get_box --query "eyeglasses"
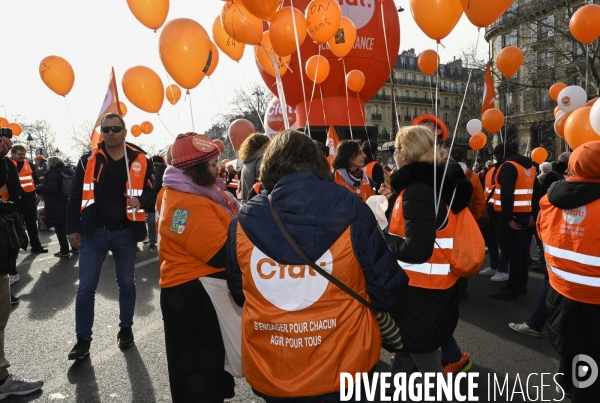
[100,126,124,134]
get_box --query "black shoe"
[489,286,518,300]
[54,252,71,258]
[30,247,48,253]
[10,295,19,305]
[70,248,79,253]
[68,338,90,360]
[117,326,134,349]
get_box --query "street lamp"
[26,132,33,161]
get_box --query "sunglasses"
[100,126,124,134]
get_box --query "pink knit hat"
[171,133,220,170]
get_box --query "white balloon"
[557,85,587,112]
[466,119,483,136]
[556,110,565,120]
[554,118,560,136]
[591,99,600,136]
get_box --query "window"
[444,113,449,123]
[412,74,416,82]
[405,90,409,97]
[444,97,449,107]
[440,67,446,77]
[454,98,459,107]
[403,73,407,81]
[400,57,406,69]
[451,82,456,92]
[424,92,428,100]
[405,107,409,116]
[530,51,537,72]
[413,91,418,98]
[450,67,455,77]
[496,36,502,51]
[414,108,418,117]
[529,22,538,43]
[394,89,398,98]
[409,58,415,70]
[541,15,554,38]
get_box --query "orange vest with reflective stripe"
[492,161,535,213]
[13,160,35,193]
[334,170,376,203]
[484,166,497,207]
[227,174,239,190]
[235,224,380,398]
[538,195,600,304]
[252,182,261,195]
[81,148,147,222]
[365,161,377,180]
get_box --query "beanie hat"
[171,133,220,170]
[539,162,552,174]
[568,141,600,180]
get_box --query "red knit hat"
[171,133,220,170]
[568,141,600,180]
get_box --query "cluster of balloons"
[0,118,22,136]
[130,121,154,138]
[550,83,599,150]
[465,109,506,151]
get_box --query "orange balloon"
[0,118,8,128]
[126,0,169,30]
[165,84,182,105]
[531,147,548,164]
[409,0,463,42]
[221,0,264,46]
[459,0,514,28]
[496,46,523,78]
[549,82,567,101]
[564,107,599,149]
[255,31,291,77]
[207,42,219,77]
[212,16,245,62]
[418,49,440,76]
[553,106,561,117]
[141,121,154,134]
[270,7,308,57]
[481,108,505,133]
[327,17,357,58]
[8,123,22,136]
[39,56,75,96]
[228,119,255,150]
[305,0,342,44]
[569,4,600,44]
[240,0,281,20]
[305,55,330,84]
[469,132,487,151]
[119,102,128,117]
[131,125,142,137]
[346,70,365,93]
[586,97,599,107]
[159,18,213,90]
[555,111,572,138]
[122,66,164,113]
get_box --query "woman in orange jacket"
[332,140,377,202]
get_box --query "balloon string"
[341,59,353,140]
[290,0,311,136]
[306,46,321,130]
[380,2,400,131]
[504,78,510,157]
[273,58,291,133]
[188,91,195,132]
[433,41,439,214]
[155,30,183,132]
[585,44,589,93]
[156,113,176,139]
[319,85,327,124]
[63,96,78,143]
[429,76,435,113]
[208,78,236,152]
[357,92,375,161]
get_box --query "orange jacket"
[466,168,486,220]
[538,195,600,304]
[13,160,35,193]
[484,166,497,207]
[158,188,232,288]
[234,224,381,398]
[334,170,376,202]
[492,161,534,213]
[365,161,377,179]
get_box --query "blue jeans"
[76,227,137,341]
[441,335,463,364]
[485,211,509,273]
[526,275,548,332]
[146,212,156,243]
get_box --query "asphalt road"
[5,231,569,402]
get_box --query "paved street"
[6,231,568,402]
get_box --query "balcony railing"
[371,94,391,101]
[395,96,441,105]
[485,0,563,33]
[372,114,382,120]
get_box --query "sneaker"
[0,374,43,399]
[490,272,509,282]
[443,352,473,375]
[8,275,19,285]
[478,267,497,276]
[489,286,518,300]
[10,295,19,305]
[508,322,541,337]
[30,247,48,254]
[117,326,134,349]
[54,252,70,258]
[68,338,90,360]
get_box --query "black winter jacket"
[3,157,20,203]
[385,161,473,353]
[0,158,19,276]
[36,163,73,227]
[66,142,155,242]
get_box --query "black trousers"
[502,217,530,293]
[160,279,235,403]
[18,199,41,249]
[54,224,70,254]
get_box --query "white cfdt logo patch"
[562,206,586,225]
[339,0,375,30]
[250,247,333,311]
[572,354,598,389]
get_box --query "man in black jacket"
[66,113,155,360]
[541,152,570,194]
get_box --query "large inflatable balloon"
[122,66,164,113]
[258,0,400,127]
[459,0,515,28]
[264,97,297,138]
[270,7,308,57]
[212,16,245,62]
[409,0,462,42]
[496,46,523,78]
[159,18,213,90]
[126,0,169,31]
[39,56,75,96]
[228,119,256,150]
[221,0,263,46]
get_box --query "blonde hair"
[395,126,448,166]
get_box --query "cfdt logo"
[250,247,333,311]
[338,0,375,29]
[572,354,598,389]
[562,206,586,225]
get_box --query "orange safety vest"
[484,167,497,207]
[235,224,380,398]
[13,160,36,193]
[334,170,376,203]
[364,161,377,180]
[492,161,535,213]
[81,148,147,222]
[227,174,239,190]
[538,195,600,304]
[388,190,484,289]
[252,182,261,195]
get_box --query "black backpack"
[60,171,73,197]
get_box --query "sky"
[0,0,488,158]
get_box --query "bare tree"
[228,81,272,131]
